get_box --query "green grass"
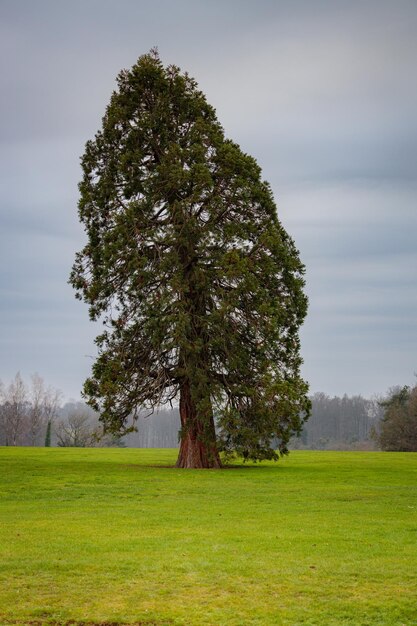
[0,448,416,625]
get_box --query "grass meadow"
[0,447,416,625]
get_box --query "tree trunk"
[176,381,221,469]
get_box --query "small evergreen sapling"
[44,420,51,447]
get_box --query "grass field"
[0,448,416,626]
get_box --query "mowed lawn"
[0,448,416,626]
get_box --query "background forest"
[2,372,415,451]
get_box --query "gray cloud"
[1,0,416,399]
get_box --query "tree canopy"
[70,50,310,468]
[374,385,417,452]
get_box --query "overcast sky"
[1,0,416,401]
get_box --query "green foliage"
[0,448,416,625]
[374,385,417,451]
[70,49,310,462]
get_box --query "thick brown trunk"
[176,381,221,469]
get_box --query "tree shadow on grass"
[128,462,284,471]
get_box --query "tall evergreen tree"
[70,50,310,468]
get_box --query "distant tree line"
[291,392,383,450]
[293,383,417,452]
[123,410,180,448]
[0,373,61,446]
[1,373,416,452]
[0,374,123,448]
[0,373,178,448]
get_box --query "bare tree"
[0,373,28,446]
[42,384,62,446]
[26,375,62,446]
[0,374,62,446]
[55,411,97,447]
[27,374,45,445]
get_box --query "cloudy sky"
[1,0,416,401]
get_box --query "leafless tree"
[27,374,45,445]
[0,373,62,446]
[0,373,28,446]
[55,411,98,447]
[42,384,62,445]
[25,375,62,445]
